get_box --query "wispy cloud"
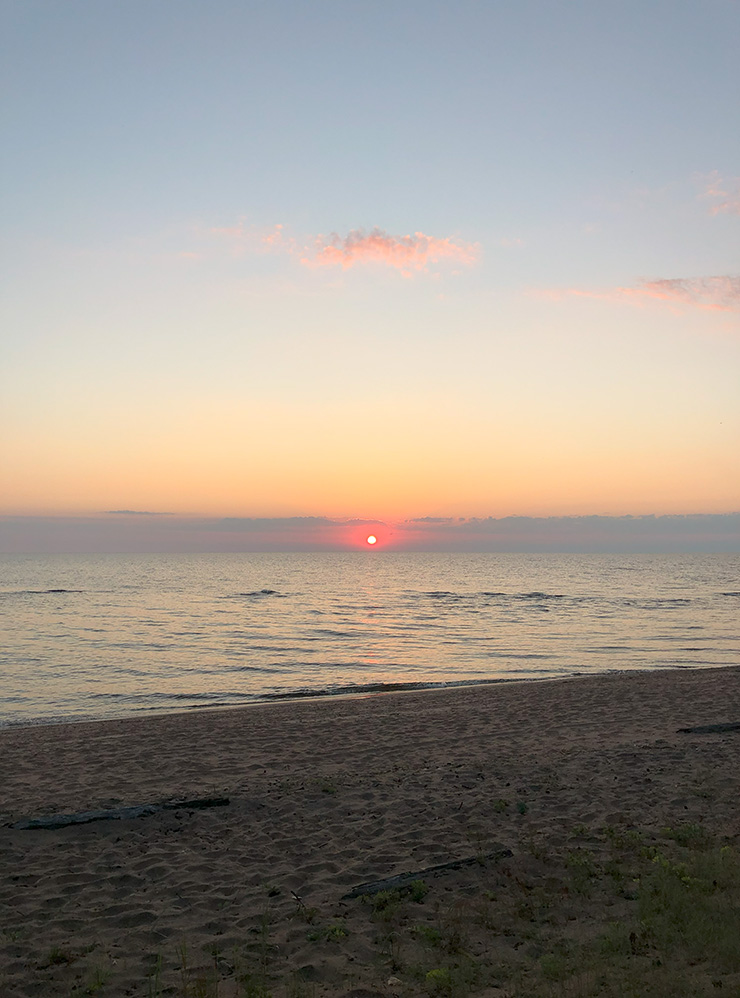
[541,275,740,313]
[197,221,479,277]
[208,220,297,256]
[622,275,740,311]
[104,509,173,516]
[302,228,480,276]
[702,171,740,216]
[261,223,290,248]
[209,222,246,240]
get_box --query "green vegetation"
[347,821,740,997]
[306,922,348,942]
[81,963,110,995]
[21,823,740,997]
[44,945,75,967]
[408,878,431,903]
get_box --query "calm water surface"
[1,552,738,727]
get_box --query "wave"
[0,588,83,598]
[258,675,557,701]
[79,674,564,710]
[222,589,287,599]
[415,590,566,601]
[410,590,697,608]
[92,690,258,703]
[310,628,358,638]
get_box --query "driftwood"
[11,796,230,830]
[342,847,512,900]
[678,722,740,735]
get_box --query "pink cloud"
[702,172,740,216]
[261,223,286,247]
[623,275,740,311]
[209,220,296,256]
[541,275,740,313]
[302,228,480,276]
[210,221,247,239]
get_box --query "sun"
[366,535,377,545]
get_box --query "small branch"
[342,847,512,899]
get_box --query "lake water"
[1,552,738,727]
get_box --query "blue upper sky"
[5,1,738,250]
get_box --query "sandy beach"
[2,666,740,997]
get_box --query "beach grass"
[125,820,740,997]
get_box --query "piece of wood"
[10,796,230,830]
[678,722,740,734]
[342,847,512,899]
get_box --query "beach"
[2,666,740,996]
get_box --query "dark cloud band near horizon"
[0,513,738,554]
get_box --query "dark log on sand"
[10,796,230,830]
[342,847,512,899]
[678,722,740,734]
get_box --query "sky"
[2,1,739,552]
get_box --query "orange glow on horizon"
[2,387,738,521]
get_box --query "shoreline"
[2,664,740,996]
[0,661,730,736]
[0,670,576,734]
